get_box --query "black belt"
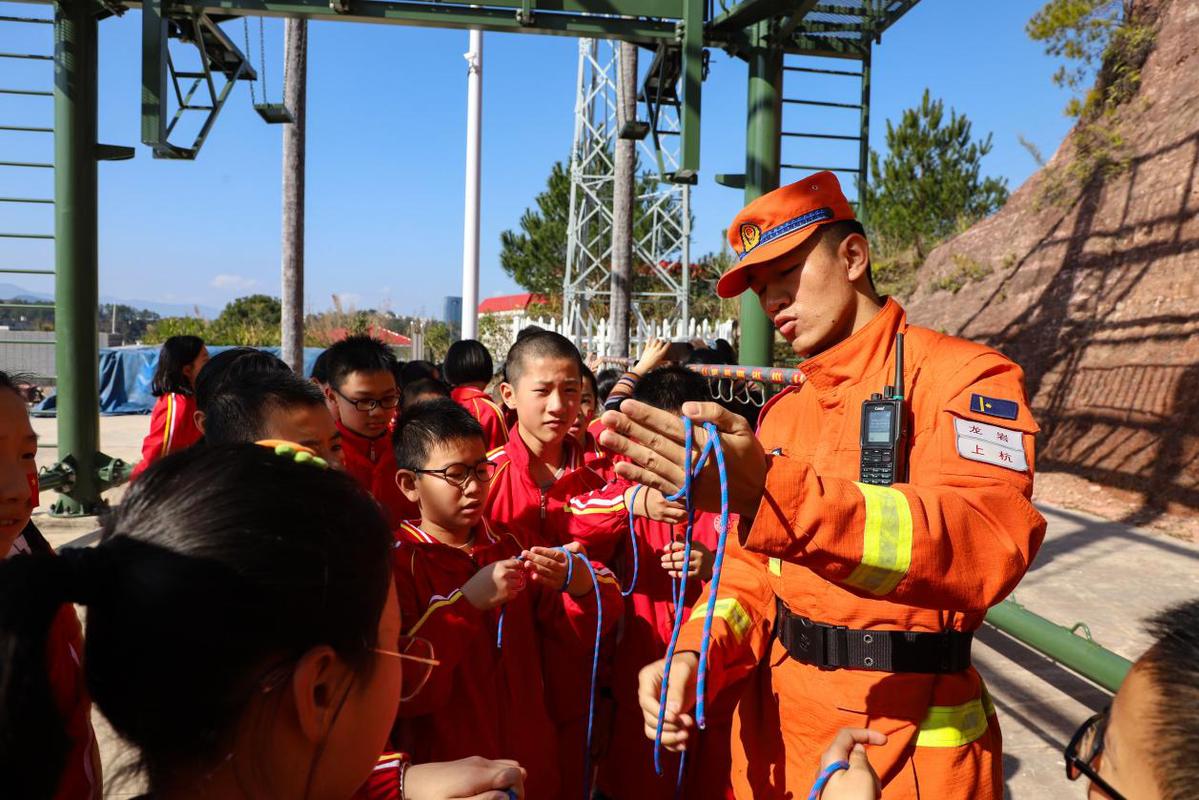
[775,598,972,674]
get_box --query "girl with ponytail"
[0,370,101,799]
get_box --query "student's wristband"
[398,760,410,800]
[806,760,849,800]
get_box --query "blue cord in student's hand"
[495,555,525,649]
[806,760,850,800]
[622,485,642,597]
[559,546,603,800]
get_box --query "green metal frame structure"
[2,0,920,513]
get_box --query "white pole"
[460,30,483,341]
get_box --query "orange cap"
[716,171,856,298]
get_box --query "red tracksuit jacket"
[131,392,201,480]
[565,482,737,799]
[451,385,510,452]
[392,520,620,800]
[581,417,615,482]
[337,420,418,527]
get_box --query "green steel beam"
[709,0,816,34]
[738,21,779,367]
[675,0,702,181]
[857,40,870,201]
[0,267,55,273]
[0,88,54,96]
[986,599,1133,694]
[876,0,920,35]
[140,0,167,152]
[53,0,104,516]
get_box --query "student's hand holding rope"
[636,653,699,751]
[463,559,527,611]
[600,400,769,519]
[809,728,886,800]
[660,540,714,581]
[404,755,527,799]
[625,485,688,524]
[521,543,593,597]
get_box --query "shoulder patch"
[954,418,1027,471]
[969,394,1019,420]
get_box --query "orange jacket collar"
[798,297,908,396]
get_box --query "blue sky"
[1,0,1073,317]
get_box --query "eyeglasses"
[334,388,400,412]
[375,634,440,701]
[411,460,499,489]
[1064,707,1127,800]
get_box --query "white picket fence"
[508,315,735,358]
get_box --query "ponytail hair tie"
[255,440,329,470]
[56,546,107,606]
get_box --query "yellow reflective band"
[690,597,752,642]
[915,692,997,748]
[768,557,782,576]
[845,482,913,596]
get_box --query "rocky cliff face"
[904,0,1199,526]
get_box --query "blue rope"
[652,417,731,778]
[806,759,850,800]
[622,485,642,596]
[567,549,603,800]
[495,555,524,650]
[695,420,730,730]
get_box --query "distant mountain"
[0,283,218,319]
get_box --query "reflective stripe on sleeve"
[844,482,913,596]
[689,597,752,642]
[915,691,997,748]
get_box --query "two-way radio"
[859,332,908,486]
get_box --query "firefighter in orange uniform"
[599,171,1047,800]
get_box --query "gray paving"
[28,416,1199,798]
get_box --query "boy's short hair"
[311,349,330,384]
[502,331,583,386]
[444,339,494,386]
[401,378,450,412]
[400,359,440,387]
[322,335,397,390]
[204,370,326,445]
[632,365,708,414]
[595,368,622,404]
[194,348,290,414]
[393,398,485,470]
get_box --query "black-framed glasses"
[411,460,498,488]
[334,388,400,412]
[1064,707,1127,800]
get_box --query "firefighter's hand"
[405,756,527,799]
[626,485,687,524]
[815,728,887,800]
[601,400,768,518]
[638,652,698,751]
[462,558,526,611]
[659,540,714,581]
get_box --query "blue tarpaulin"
[35,346,326,416]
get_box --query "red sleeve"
[393,548,487,715]
[472,398,510,451]
[47,605,100,800]
[562,480,633,564]
[351,752,408,800]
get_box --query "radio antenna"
[893,332,905,401]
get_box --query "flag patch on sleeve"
[954,418,1028,472]
[969,394,1019,420]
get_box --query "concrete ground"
[30,415,1199,798]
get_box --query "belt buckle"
[789,615,824,665]
[825,624,849,669]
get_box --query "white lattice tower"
[561,38,691,353]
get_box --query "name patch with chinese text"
[954,417,1028,472]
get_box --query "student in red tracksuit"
[485,330,628,799]
[131,335,208,480]
[573,365,614,480]
[446,339,510,451]
[391,400,620,799]
[0,371,101,799]
[320,334,417,526]
[566,366,736,800]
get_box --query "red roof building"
[477,293,549,315]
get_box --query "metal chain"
[242,18,257,105]
[258,17,268,101]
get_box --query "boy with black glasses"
[390,399,620,800]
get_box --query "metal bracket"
[45,452,133,517]
[330,0,350,14]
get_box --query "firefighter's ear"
[840,231,871,288]
[499,381,517,410]
[194,410,206,435]
[395,469,420,503]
